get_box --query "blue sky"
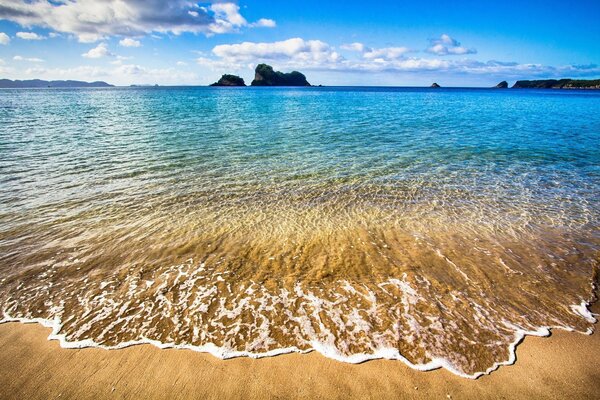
[0,0,599,86]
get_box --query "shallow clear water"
[0,87,599,377]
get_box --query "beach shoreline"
[2,87,599,381]
[0,302,598,400]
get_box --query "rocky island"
[210,74,246,87]
[251,64,311,86]
[0,79,113,88]
[430,83,441,88]
[495,81,508,88]
[512,79,600,89]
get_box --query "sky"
[0,0,599,86]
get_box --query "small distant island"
[251,64,311,86]
[0,79,113,88]
[430,83,441,88]
[495,81,508,88]
[209,64,311,87]
[210,74,246,87]
[512,79,600,89]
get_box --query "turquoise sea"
[0,87,598,377]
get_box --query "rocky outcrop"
[495,81,508,89]
[430,83,441,88]
[210,74,246,87]
[251,64,311,86]
[512,79,600,89]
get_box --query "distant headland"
[428,80,598,89]
[0,79,113,88]
[512,79,600,89]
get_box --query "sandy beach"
[0,302,598,400]
[1,1,600,399]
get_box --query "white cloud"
[212,38,342,68]
[0,1,275,42]
[176,61,188,66]
[363,47,411,60]
[341,42,412,60]
[110,55,132,65]
[13,55,45,63]
[16,31,45,40]
[249,18,277,28]
[210,3,247,26]
[426,34,476,55]
[0,32,9,45]
[196,56,251,72]
[341,42,366,52]
[119,38,141,47]
[206,3,273,35]
[82,43,113,58]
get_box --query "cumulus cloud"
[211,38,342,67]
[341,42,412,60]
[197,37,600,81]
[249,18,276,28]
[212,3,246,24]
[16,31,45,40]
[0,31,9,45]
[13,55,45,62]
[341,42,367,52]
[119,38,141,47]
[363,47,411,60]
[109,55,133,65]
[196,56,252,72]
[0,1,276,42]
[426,34,476,55]
[82,43,113,58]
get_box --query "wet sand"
[0,302,598,400]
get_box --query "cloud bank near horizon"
[197,37,600,81]
[1,35,598,86]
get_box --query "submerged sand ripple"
[1,190,597,377]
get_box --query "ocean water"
[0,86,598,378]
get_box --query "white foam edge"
[0,299,596,380]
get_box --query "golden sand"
[0,303,598,400]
